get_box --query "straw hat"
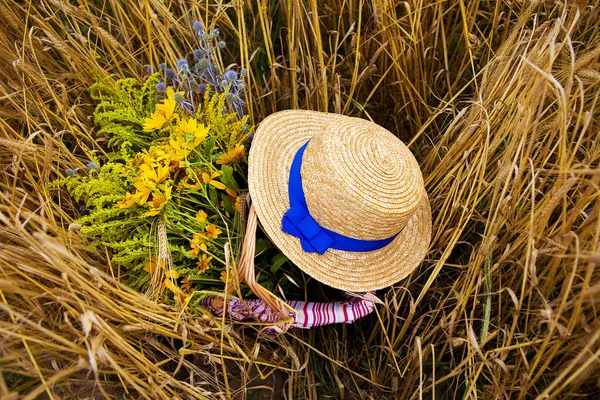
[248,110,431,292]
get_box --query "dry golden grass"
[1,0,599,398]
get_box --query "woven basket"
[208,196,382,334]
[211,198,292,319]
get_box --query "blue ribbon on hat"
[281,140,398,255]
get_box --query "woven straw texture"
[248,110,432,292]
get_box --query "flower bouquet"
[59,22,253,307]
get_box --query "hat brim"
[248,110,432,292]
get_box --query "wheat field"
[0,0,599,399]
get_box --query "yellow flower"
[133,181,153,204]
[142,87,180,132]
[156,87,178,120]
[164,278,184,295]
[195,209,208,223]
[182,177,202,191]
[234,196,242,211]
[177,118,197,135]
[167,139,189,166]
[164,268,180,279]
[187,245,205,257]
[196,254,212,274]
[143,256,163,274]
[205,224,222,239]
[140,163,170,184]
[143,256,178,277]
[143,112,167,132]
[174,290,188,305]
[177,118,209,147]
[201,170,226,190]
[224,188,243,212]
[188,233,208,257]
[131,163,171,211]
[216,144,245,165]
[143,256,184,301]
[191,232,207,245]
[115,192,137,209]
[220,270,235,285]
[139,146,169,166]
[181,277,191,293]
[168,128,206,167]
[145,185,172,216]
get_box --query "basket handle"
[212,202,291,319]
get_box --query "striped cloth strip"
[201,292,376,336]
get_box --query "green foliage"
[89,73,161,149]
[61,161,131,205]
[201,90,254,150]
[56,158,153,289]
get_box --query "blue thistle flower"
[225,92,237,105]
[197,58,210,72]
[223,70,237,82]
[176,58,189,70]
[193,49,203,60]
[192,20,204,32]
[208,28,221,39]
[86,161,99,170]
[144,23,249,121]
[173,93,186,103]
[65,168,75,177]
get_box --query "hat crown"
[300,117,424,240]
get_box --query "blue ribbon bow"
[282,202,335,254]
[281,140,398,255]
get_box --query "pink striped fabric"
[202,292,376,336]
